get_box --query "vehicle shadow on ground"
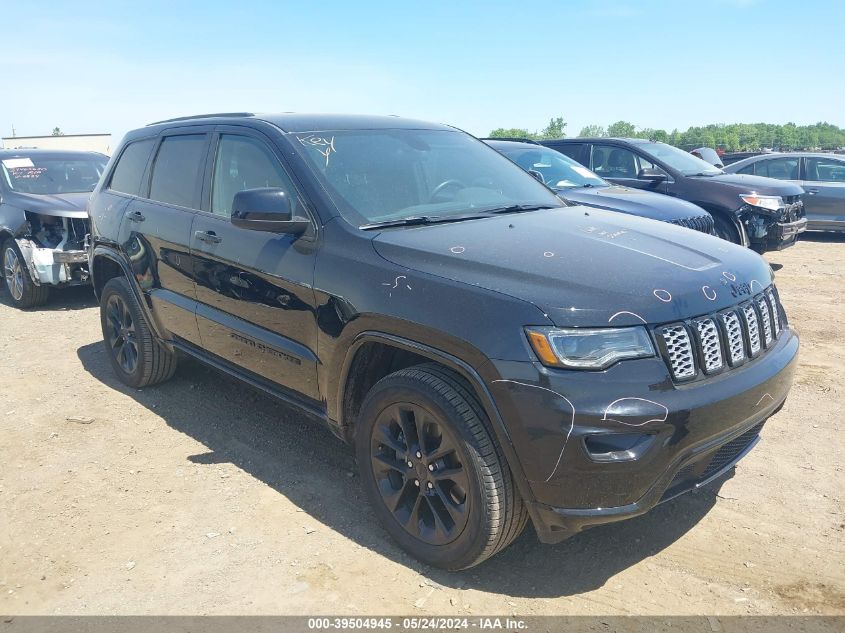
[77,341,724,598]
[0,284,96,311]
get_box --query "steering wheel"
[429,179,467,202]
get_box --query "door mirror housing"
[230,188,310,235]
[638,167,667,182]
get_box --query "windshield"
[292,129,563,226]
[1,155,107,194]
[499,147,607,188]
[637,142,723,176]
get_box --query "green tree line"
[488,118,845,151]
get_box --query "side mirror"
[638,167,667,182]
[230,188,310,235]
[527,169,545,183]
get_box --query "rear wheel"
[356,363,527,569]
[99,276,176,388]
[2,239,49,309]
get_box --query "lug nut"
[428,464,435,471]
[407,460,413,468]
[414,479,420,487]
[415,451,422,459]
[427,482,433,489]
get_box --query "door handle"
[194,230,222,244]
[125,210,145,222]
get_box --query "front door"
[191,129,320,401]
[590,144,669,193]
[802,155,845,229]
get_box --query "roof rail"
[479,137,541,144]
[146,112,254,126]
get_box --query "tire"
[713,214,741,244]
[355,363,528,570]
[2,239,50,309]
[99,276,176,388]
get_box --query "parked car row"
[2,113,800,571]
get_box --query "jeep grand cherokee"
[88,113,798,569]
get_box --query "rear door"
[190,127,320,401]
[117,128,211,345]
[802,155,845,229]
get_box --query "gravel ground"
[0,234,843,615]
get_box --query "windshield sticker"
[2,158,34,169]
[572,166,595,179]
[7,166,46,180]
[297,134,336,167]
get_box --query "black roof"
[142,113,455,134]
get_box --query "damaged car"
[0,149,106,307]
[543,137,807,253]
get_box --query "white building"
[1,133,113,156]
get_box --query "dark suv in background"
[484,139,715,235]
[544,138,807,253]
[88,113,797,569]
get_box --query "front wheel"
[355,363,527,569]
[2,239,50,308]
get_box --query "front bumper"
[17,240,90,286]
[488,327,798,543]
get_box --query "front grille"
[742,304,761,355]
[694,318,723,373]
[671,214,716,235]
[661,325,696,379]
[657,287,785,382]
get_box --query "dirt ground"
[0,234,843,616]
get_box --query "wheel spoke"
[425,444,456,463]
[425,494,455,539]
[392,406,419,450]
[372,451,410,475]
[375,423,407,454]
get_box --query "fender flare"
[338,331,541,525]
[697,204,749,248]
[90,245,170,344]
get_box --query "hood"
[698,173,804,196]
[558,185,709,222]
[372,207,774,327]
[3,191,90,218]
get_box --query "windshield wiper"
[359,214,496,230]
[481,204,556,215]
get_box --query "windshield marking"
[296,134,336,167]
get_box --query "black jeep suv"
[543,137,807,253]
[88,113,798,569]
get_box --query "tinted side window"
[553,143,584,162]
[148,135,207,208]
[753,157,799,180]
[211,135,295,216]
[737,163,755,175]
[806,157,845,182]
[592,144,638,178]
[108,139,155,195]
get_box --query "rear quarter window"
[108,139,155,196]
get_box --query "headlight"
[525,326,655,370]
[740,194,783,212]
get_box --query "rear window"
[148,135,207,208]
[550,143,584,162]
[109,139,155,196]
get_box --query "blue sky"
[1,0,842,142]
